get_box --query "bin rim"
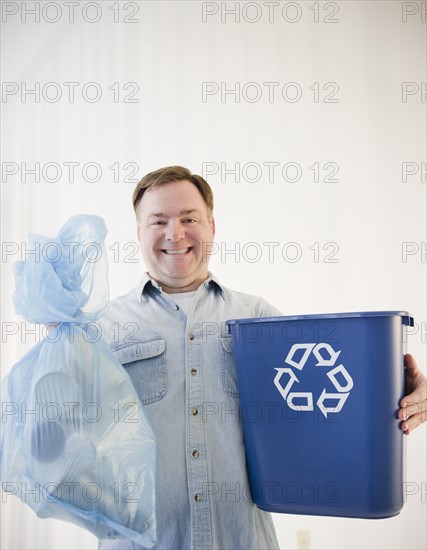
[226,310,414,327]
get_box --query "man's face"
[137,180,215,293]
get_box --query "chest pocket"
[220,336,239,398]
[114,338,167,405]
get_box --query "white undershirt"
[169,291,197,315]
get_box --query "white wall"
[1,1,425,549]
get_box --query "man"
[99,166,426,550]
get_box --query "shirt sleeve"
[258,298,283,318]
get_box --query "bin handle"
[402,315,414,327]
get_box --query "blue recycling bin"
[226,311,413,519]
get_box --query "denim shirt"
[97,273,281,550]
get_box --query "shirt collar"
[136,272,225,301]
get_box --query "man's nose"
[165,220,185,241]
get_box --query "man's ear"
[211,216,216,238]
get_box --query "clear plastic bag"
[1,214,156,548]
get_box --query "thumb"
[404,353,418,376]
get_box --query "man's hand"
[399,354,427,435]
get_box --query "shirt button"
[192,449,200,459]
[194,494,202,502]
[191,369,197,376]
[188,333,194,340]
[190,407,198,416]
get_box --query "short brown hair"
[133,166,214,218]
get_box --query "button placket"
[184,293,212,548]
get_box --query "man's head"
[133,166,215,293]
[133,166,214,220]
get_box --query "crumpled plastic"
[1,214,156,548]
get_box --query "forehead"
[138,180,208,216]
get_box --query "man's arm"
[399,354,427,434]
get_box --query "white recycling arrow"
[316,390,349,418]
[327,364,354,392]
[284,343,316,370]
[274,368,299,401]
[287,392,314,411]
[313,343,341,366]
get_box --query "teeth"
[163,248,190,255]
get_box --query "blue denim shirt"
[98,273,281,550]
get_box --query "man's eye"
[151,221,166,226]
[184,218,197,224]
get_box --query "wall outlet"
[297,530,310,550]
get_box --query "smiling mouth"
[162,247,192,255]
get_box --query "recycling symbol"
[273,343,354,417]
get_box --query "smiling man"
[99,166,426,550]
[136,177,215,293]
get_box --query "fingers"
[399,400,427,435]
[399,400,427,421]
[404,353,418,373]
[401,409,427,435]
[400,353,427,409]
[399,354,426,434]
[401,387,427,410]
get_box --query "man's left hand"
[399,354,427,435]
